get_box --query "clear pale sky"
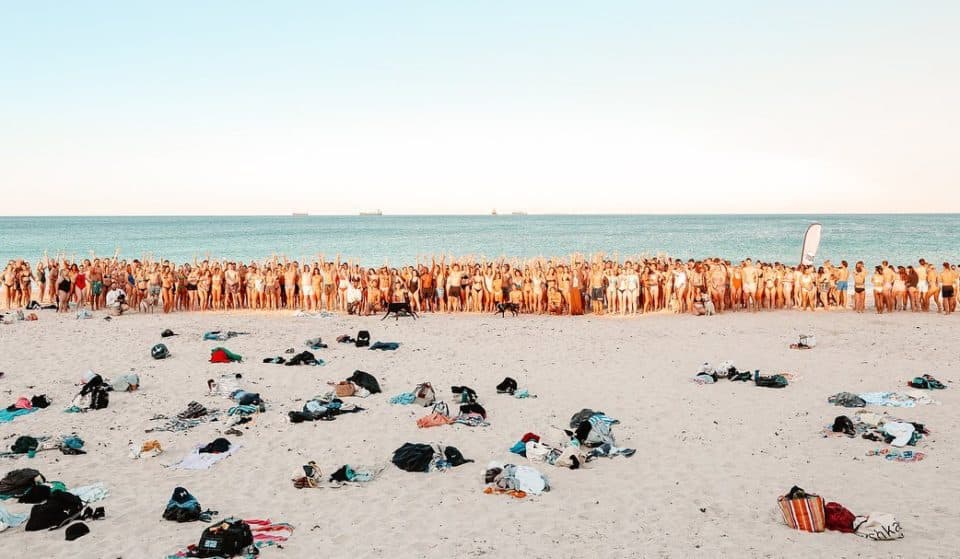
[1,1,957,215]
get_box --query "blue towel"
[509,441,527,456]
[389,393,416,405]
[0,408,35,423]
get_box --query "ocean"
[1,214,957,266]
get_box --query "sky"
[1,1,958,215]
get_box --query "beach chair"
[382,302,418,320]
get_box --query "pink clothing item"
[14,397,32,410]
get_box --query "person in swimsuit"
[870,266,884,314]
[199,269,211,311]
[893,267,907,311]
[433,261,446,313]
[643,265,658,314]
[708,260,726,313]
[616,265,630,316]
[532,268,544,314]
[337,263,349,312]
[588,263,605,315]
[671,261,687,313]
[836,261,849,309]
[798,266,816,311]
[35,260,47,305]
[73,265,87,310]
[780,265,793,310]
[446,264,462,313]
[852,262,866,313]
[160,266,175,313]
[880,261,896,313]
[56,263,72,312]
[295,264,311,311]
[470,268,484,312]
[419,264,434,313]
[940,262,956,315]
[741,259,758,312]
[923,262,941,313]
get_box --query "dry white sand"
[1,309,957,558]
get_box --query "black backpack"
[90,387,109,410]
[355,330,370,347]
[194,518,254,557]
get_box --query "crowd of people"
[2,252,958,316]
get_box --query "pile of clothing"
[827,411,928,461]
[483,462,549,498]
[1,309,39,323]
[390,382,436,406]
[262,350,323,366]
[288,396,363,423]
[416,386,489,428]
[203,330,246,341]
[778,485,903,540]
[0,395,50,423]
[291,461,385,489]
[509,431,586,469]
[1,434,85,458]
[391,443,472,473]
[0,469,108,539]
[167,438,241,470]
[567,408,636,460]
[162,486,217,523]
[906,374,947,390]
[209,347,243,363]
[321,370,382,400]
[147,401,221,433]
[495,377,535,399]
[66,374,112,412]
[693,361,787,388]
[336,331,369,346]
[164,517,293,559]
[828,391,937,408]
[66,371,140,413]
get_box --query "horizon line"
[3,211,960,218]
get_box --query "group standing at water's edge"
[2,252,958,317]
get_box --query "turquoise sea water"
[1,215,957,266]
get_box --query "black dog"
[494,303,520,317]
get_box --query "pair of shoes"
[80,506,106,521]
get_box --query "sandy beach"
[1,309,957,558]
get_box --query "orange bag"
[779,493,826,532]
[334,381,356,398]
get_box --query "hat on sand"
[161,329,177,338]
[151,344,169,360]
[65,522,90,541]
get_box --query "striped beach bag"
[778,487,826,532]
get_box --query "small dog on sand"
[494,302,520,317]
[140,295,157,314]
